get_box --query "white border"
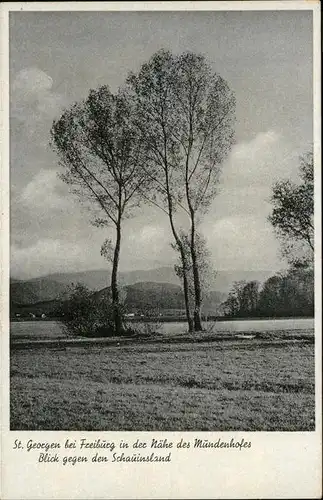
[1,1,320,12]
[1,2,321,499]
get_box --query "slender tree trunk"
[190,215,203,331]
[184,130,203,331]
[162,141,193,332]
[170,220,193,332]
[111,222,122,334]
[167,193,193,331]
[179,248,194,332]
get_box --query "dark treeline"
[221,265,314,318]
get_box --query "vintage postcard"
[0,1,321,498]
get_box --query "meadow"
[10,324,315,431]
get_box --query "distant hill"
[13,266,273,292]
[10,278,68,305]
[27,270,112,291]
[95,282,226,315]
[119,267,180,287]
[95,282,184,311]
[11,281,227,318]
[10,267,272,310]
[22,266,180,291]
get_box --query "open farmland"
[10,328,315,431]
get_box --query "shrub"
[58,283,115,337]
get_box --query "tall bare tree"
[125,50,235,330]
[125,50,194,331]
[50,86,150,334]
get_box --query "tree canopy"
[50,86,151,334]
[268,150,314,265]
[125,49,235,330]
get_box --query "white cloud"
[219,129,299,189]
[11,169,93,255]
[128,224,167,249]
[200,130,297,271]
[20,169,71,211]
[120,220,175,270]
[11,239,105,278]
[203,215,283,271]
[11,201,175,278]
[13,67,53,94]
[11,68,66,135]
[10,223,175,278]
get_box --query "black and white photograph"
[1,2,321,498]
[7,5,318,432]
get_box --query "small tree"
[221,292,239,317]
[221,280,260,317]
[59,283,115,337]
[173,231,216,327]
[51,86,150,335]
[239,281,260,317]
[268,150,314,266]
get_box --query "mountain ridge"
[10,266,274,307]
[11,266,273,294]
[10,278,68,305]
[11,281,227,317]
[94,282,227,314]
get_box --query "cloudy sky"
[9,9,313,279]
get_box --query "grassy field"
[10,332,315,431]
